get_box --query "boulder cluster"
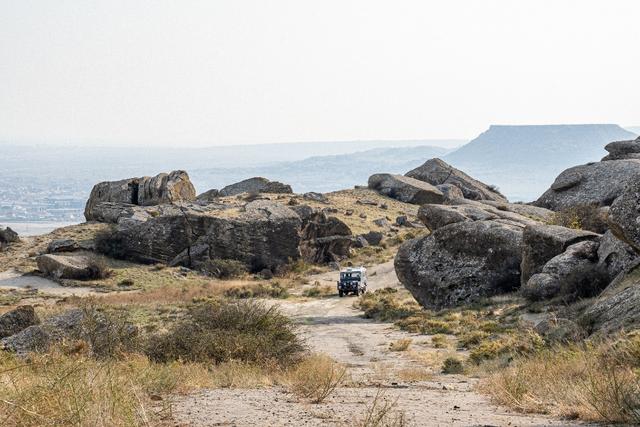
[390,138,640,334]
[83,172,355,274]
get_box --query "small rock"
[373,218,389,227]
[47,239,80,254]
[0,306,40,339]
[303,192,329,204]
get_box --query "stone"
[534,317,585,343]
[406,158,507,202]
[395,220,523,309]
[47,239,80,253]
[360,231,383,246]
[533,160,640,211]
[596,230,638,283]
[36,254,96,280]
[0,226,19,244]
[520,224,600,285]
[602,137,640,161]
[436,183,465,203]
[219,177,292,197]
[373,218,389,227]
[368,173,444,205]
[85,170,196,221]
[303,192,329,204]
[522,241,605,301]
[0,306,40,339]
[196,189,220,202]
[299,212,354,263]
[609,179,640,252]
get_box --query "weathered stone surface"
[196,189,220,202]
[368,174,444,205]
[436,183,465,203]
[478,201,554,223]
[533,160,640,211]
[406,158,507,202]
[609,179,640,252]
[37,254,97,280]
[47,239,80,253]
[522,241,605,301]
[299,212,354,263]
[218,177,292,197]
[85,171,196,220]
[303,192,329,204]
[602,137,640,161]
[395,220,523,309]
[520,224,600,285]
[597,230,638,282]
[0,306,40,339]
[0,227,19,246]
[360,231,383,246]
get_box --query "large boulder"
[436,184,464,203]
[85,171,196,221]
[602,137,640,161]
[196,189,220,202]
[406,158,507,202]
[520,224,600,285]
[0,306,40,339]
[299,212,354,263]
[608,179,640,252]
[395,220,523,309]
[36,254,96,280]
[533,160,640,211]
[218,177,293,197]
[522,240,605,301]
[106,200,303,273]
[0,226,19,244]
[368,174,444,205]
[597,230,638,282]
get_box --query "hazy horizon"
[2,1,639,147]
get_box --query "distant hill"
[624,126,640,136]
[191,145,450,194]
[443,124,637,202]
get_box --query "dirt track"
[173,262,582,426]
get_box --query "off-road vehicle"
[337,267,367,297]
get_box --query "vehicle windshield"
[340,272,361,281]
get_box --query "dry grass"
[441,357,465,374]
[481,336,640,424]
[430,334,450,349]
[302,281,335,298]
[353,387,410,427]
[396,367,432,382]
[389,338,412,352]
[547,203,608,234]
[287,353,347,403]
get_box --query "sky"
[1,0,639,147]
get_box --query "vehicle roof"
[340,267,366,273]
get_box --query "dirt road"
[173,262,581,426]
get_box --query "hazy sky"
[1,0,639,146]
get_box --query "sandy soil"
[173,262,583,426]
[0,269,99,297]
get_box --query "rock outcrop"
[0,306,40,339]
[37,254,98,280]
[85,171,196,221]
[435,184,464,203]
[406,158,507,202]
[609,179,640,252]
[0,226,19,251]
[196,189,220,202]
[596,230,638,282]
[299,212,354,263]
[534,160,640,211]
[521,240,605,301]
[368,174,444,205]
[218,177,293,197]
[395,220,523,309]
[602,137,640,161]
[520,224,600,285]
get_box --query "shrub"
[287,354,346,403]
[549,203,608,234]
[145,300,305,366]
[431,334,450,349]
[224,281,289,299]
[77,303,139,359]
[202,258,247,279]
[302,282,334,298]
[358,288,419,321]
[85,254,113,280]
[389,338,412,352]
[442,357,464,374]
[355,387,409,427]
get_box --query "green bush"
[203,259,248,279]
[442,357,464,374]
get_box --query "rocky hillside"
[444,124,637,201]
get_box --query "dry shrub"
[202,258,248,279]
[549,203,608,234]
[389,338,412,352]
[430,334,450,349]
[354,387,409,427]
[145,300,304,366]
[481,336,640,424]
[441,356,464,374]
[302,282,334,298]
[77,302,139,359]
[358,288,419,321]
[223,281,289,299]
[288,354,346,403]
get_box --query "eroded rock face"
[522,241,605,301]
[580,272,640,334]
[520,224,600,286]
[47,239,80,253]
[218,177,293,197]
[196,189,220,202]
[609,180,640,252]
[533,160,640,211]
[602,137,640,161]
[597,230,638,282]
[405,158,507,202]
[368,173,444,205]
[299,212,354,263]
[85,171,196,221]
[0,306,40,339]
[395,220,523,309]
[36,254,95,280]
[535,317,585,344]
[436,183,464,203]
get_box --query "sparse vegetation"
[223,281,289,299]
[354,388,409,427]
[442,356,464,374]
[548,203,608,233]
[389,338,412,352]
[202,258,248,279]
[302,281,334,298]
[357,288,420,321]
[287,354,346,403]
